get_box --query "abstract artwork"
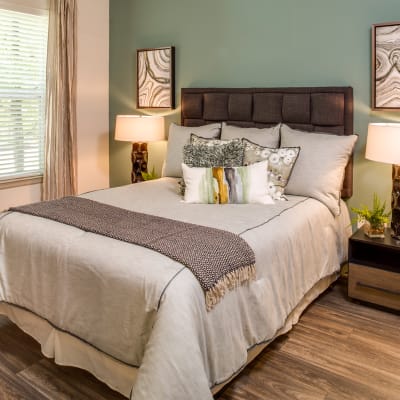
[372,22,400,110]
[137,47,175,109]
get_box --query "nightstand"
[348,228,400,311]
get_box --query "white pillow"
[182,160,274,205]
[221,122,280,147]
[280,124,357,215]
[163,123,221,177]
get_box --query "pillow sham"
[242,139,300,201]
[280,124,358,215]
[221,122,280,147]
[162,123,221,178]
[182,161,274,205]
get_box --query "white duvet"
[0,178,351,399]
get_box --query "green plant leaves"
[351,193,391,228]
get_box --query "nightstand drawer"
[348,263,400,310]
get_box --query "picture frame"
[372,22,400,110]
[137,46,175,109]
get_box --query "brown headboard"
[181,87,354,198]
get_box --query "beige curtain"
[42,0,77,200]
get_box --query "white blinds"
[0,6,48,180]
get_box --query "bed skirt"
[0,272,339,398]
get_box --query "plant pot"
[363,221,385,238]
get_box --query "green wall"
[109,0,400,212]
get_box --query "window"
[0,2,48,185]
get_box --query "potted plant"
[351,193,391,238]
[141,167,158,181]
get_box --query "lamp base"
[391,164,400,240]
[131,142,148,183]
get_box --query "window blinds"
[0,6,48,180]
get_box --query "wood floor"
[0,280,399,400]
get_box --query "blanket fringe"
[205,264,256,311]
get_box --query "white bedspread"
[0,178,351,399]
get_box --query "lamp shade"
[115,115,164,142]
[366,123,400,165]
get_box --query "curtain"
[42,0,77,200]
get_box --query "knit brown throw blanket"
[10,196,256,310]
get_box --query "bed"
[0,87,355,399]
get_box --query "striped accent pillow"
[181,161,274,205]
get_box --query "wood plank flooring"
[217,280,400,400]
[0,280,399,400]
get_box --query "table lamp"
[365,123,400,239]
[115,115,164,183]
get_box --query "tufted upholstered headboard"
[181,87,354,198]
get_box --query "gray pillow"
[221,122,280,147]
[280,124,358,215]
[242,139,300,201]
[162,123,221,177]
[183,136,244,168]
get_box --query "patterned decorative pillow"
[183,135,244,168]
[242,139,300,201]
[181,161,274,205]
[178,179,186,196]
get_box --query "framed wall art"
[137,46,175,109]
[372,22,400,110]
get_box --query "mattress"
[0,177,351,399]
